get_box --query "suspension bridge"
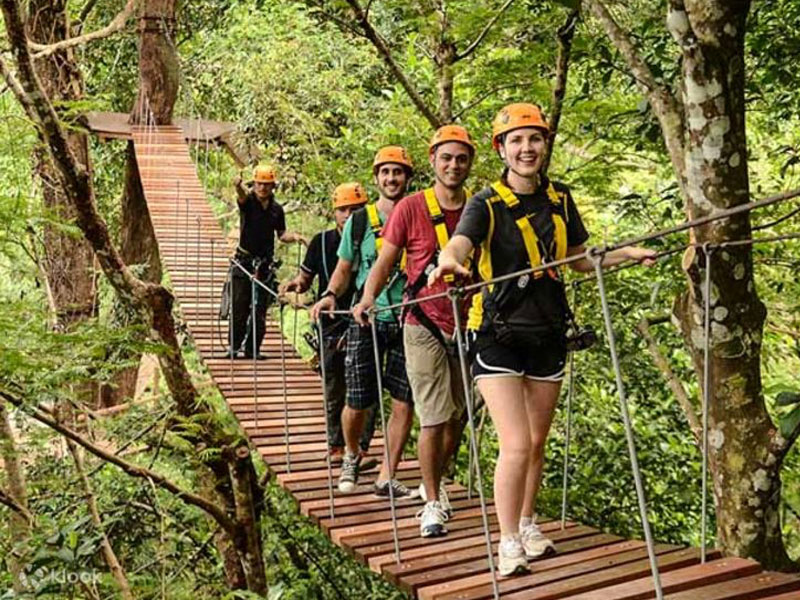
[115,117,800,599]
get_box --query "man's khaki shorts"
[403,324,466,427]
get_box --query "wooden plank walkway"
[131,125,800,599]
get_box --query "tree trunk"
[435,42,456,124]
[542,10,579,175]
[26,2,97,332]
[105,0,179,406]
[65,435,135,599]
[2,0,268,588]
[229,446,268,595]
[0,404,30,593]
[668,1,794,570]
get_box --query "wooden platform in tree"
[131,124,800,599]
[89,111,257,166]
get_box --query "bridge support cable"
[561,283,579,530]
[195,215,202,328]
[369,317,402,564]
[279,303,291,473]
[701,243,714,564]
[211,238,219,358]
[228,266,234,392]
[466,382,474,500]
[316,319,337,521]
[251,277,259,430]
[451,292,500,600]
[184,196,190,278]
[590,247,664,600]
[292,243,302,362]
[126,121,800,595]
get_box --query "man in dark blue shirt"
[281,182,375,462]
[228,165,305,359]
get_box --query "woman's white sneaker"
[497,535,529,577]
[416,500,449,538]
[520,522,556,559]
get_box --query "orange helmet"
[492,103,549,150]
[252,165,276,183]
[429,124,475,154]
[333,182,368,209]
[373,146,413,173]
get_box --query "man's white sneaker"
[418,482,453,516]
[520,522,556,559]
[337,452,360,493]
[497,535,529,577]
[416,500,449,538]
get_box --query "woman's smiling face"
[499,127,547,179]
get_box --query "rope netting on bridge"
[128,87,800,600]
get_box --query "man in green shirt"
[310,146,417,499]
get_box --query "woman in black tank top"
[429,102,657,576]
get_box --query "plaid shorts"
[344,320,413,409]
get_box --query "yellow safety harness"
[401,187,473,346]
[489,179,567,278]
[466,181,569,331]
[366,203,406,271]
[422,187,473,282]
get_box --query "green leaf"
[776,391,800,406]
[554,0,580,9]
[779,405,800,438]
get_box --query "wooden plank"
[566,557,762,600]
[132,128,795,600]
[485,548,701,600]
[423,545,675,599]
[383,523,596,587]
[662,572,800,599]
[349,515,502,564]
[417,539,648,600]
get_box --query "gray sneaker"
[338,452,360,493]
[373,479,420,499]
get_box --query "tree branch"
[0,488,33,525]
[1,0,143,301]
[1,390,237,534]
[64,429,134,600]
[452,80,535,120]
[344,0,442,128]
[78,0,101,26]
[28,0,137,59]
[0,54,39,124]
[455,0,515,61]
[637,316,702,443]
[542,9,579,175]
[584,0,687,183]
[307,3,364,39]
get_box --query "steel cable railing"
[207,175,800,600]
[136,91,800,594]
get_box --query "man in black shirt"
[228,165,306,359]
[281,182,375,461]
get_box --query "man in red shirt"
[353,125,475,537]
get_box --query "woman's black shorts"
[468,330,567,382]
